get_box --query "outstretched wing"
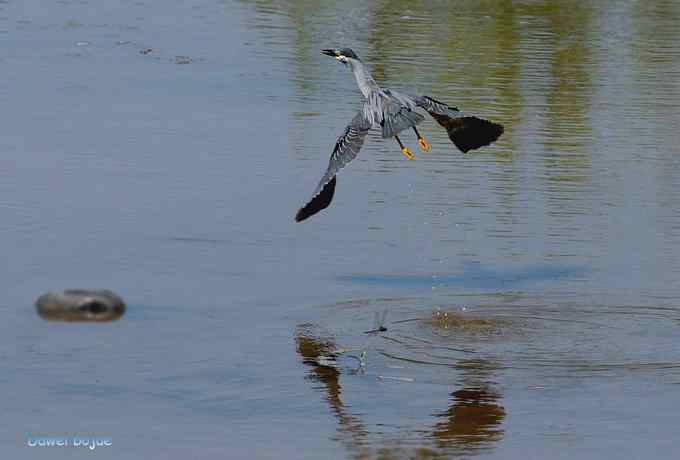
[295,111,372,222]
[413,95,503,153]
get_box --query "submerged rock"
[35,290,125,322]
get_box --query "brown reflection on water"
[534,2,593,171]
[295,325,505,459]
[295,324,371,456]
[430,359,505,452]
[251,0,610,232]
[244,0,680,456]
[630,1,680,105]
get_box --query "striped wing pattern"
[295,111,371,222]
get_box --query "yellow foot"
[418,137,430,152]
[402,146,415,160]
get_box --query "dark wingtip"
[449,117,504,153]
[295,176,337,223]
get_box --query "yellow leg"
[395,135,415,160]
[414,127,430,151]
[401,146,414,160]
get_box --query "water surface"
[1,0,680,458]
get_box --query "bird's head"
[321,48,360,65]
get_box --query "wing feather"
[295,111,371,222]
[380,90,424,138]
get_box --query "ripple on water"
[294,292,680,455]
[307,293,680,382]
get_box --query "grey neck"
[349,59,379,98]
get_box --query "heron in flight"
[295,48,503,222]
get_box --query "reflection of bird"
[431,386,505,449]
[295,47,504,222]
[296,325,506,458]
[295,325,370,454]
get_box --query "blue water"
[2,0,680,459]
